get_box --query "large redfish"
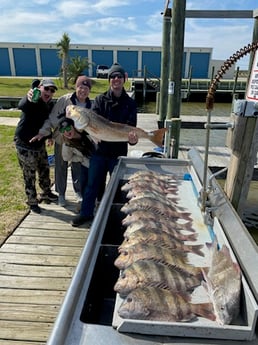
[66,105,167,147]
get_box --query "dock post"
[224,115,258,217]
[224,10,258,217]
[159,4,172,123]
[167,0,186,158]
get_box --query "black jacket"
[14,96,55,150]
[92,88,137,157]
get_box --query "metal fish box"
[47,149,258,345]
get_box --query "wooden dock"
[0,180,91,344]
[0,113,236,344]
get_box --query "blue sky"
[1,0,257,69]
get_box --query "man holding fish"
[70,63,139,227]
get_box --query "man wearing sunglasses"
[30,75,92,208]
[71,63,138,227]
[14,79,58,214]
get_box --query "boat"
[47,149,258,345]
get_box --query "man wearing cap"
[30,75,92,207]
[71,63,138,227]
[14,79,58,214]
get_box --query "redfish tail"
[149,128,167,147]
[191,302,216,321]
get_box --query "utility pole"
[166,0,186,158]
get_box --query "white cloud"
[0,0,256,69]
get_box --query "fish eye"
[127,297,132,303]
[121,273,126,279]
[123,251,129,256]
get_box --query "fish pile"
[113,169,242,326]
[114,170,216,323]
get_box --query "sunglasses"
[110,73,123,79]
[44,86,56,93]
[59,125,72,133]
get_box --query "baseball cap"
[58,117,74,130]
[40,79,58,90]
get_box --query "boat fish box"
[106,157,258,341]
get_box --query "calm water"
[139,101,258,244]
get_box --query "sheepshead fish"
[114,260,201,297]
[126,191,185,212]
[122,209,195,232]
[128,170,177,182]
[202,236,242,325]
[121,197,192,221]
[118,286,215,322]
[123,219,197,242]
[120,228,204,256]
[114,242,203,278]
[66,105,167,147]
[121,180,178,197]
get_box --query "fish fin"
[190,244,205,257]
[185,233,198,242]
[201,267,210,281]
[191,302,216,321]
[90,135,100,144]
[148,128,167,147]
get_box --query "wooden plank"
[0,253,80,266]
[0,275,70,290]
[0,263,74,277]
[0,341,44,345]
[6,235,87,246]
[0,289,65,304]
[0,304,59,322]
[18,222,75,230]
[0,243,83,256]
[13,227,88,239]
[0,321,52,342]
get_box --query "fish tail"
[149,128,167,147]
[190,244,205,257]
[191,302,216,321]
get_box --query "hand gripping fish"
[66,105,167,148]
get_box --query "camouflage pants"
[16,145,52,206]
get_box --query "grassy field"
[0,125,29,243]
[0,77,130,244]
[0,77,131,99]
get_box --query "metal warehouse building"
[0,42,228,79]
